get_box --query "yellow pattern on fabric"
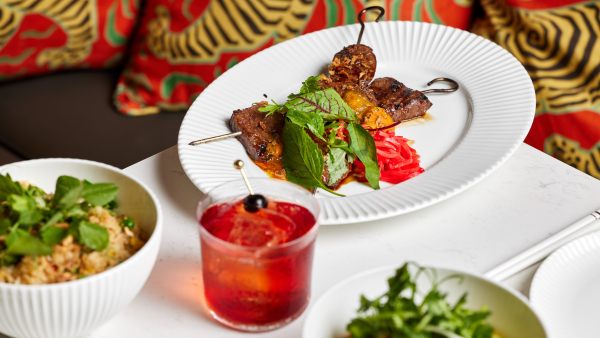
[145,0,318,64]
[472,0,600,115]
[545,134,600,178]
[0,0,98,68]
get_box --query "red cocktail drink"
[197,179,319,332]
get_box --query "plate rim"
[529,230,600,333]
[177,21,535,225]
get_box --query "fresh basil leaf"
[286,109,325,140]
[41,226,67,246]
[347,123,380,189]
[325,148,351,187]
[329,138,353,154]
[282,121,339,195]
[0,174,23,200]
[7,194,43,225]
[285,88,358,122]
[82,182,118,206]
[6,229,52,256]
[257,101,284,116]
[79,221,109,251]
[298,75,321,94]
[53,176,83,209]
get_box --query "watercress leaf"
[82,182,118,206]
[285,88,358,122]
[7,194,43,225]
[281,121,341,195]
[79,221,109,251]
[43,212,63,228]
[325,148,351,187]
[0,174,23,201]
[6,229,52,256]
[347,123,380,189]
[66,205,86,218]
[286,109,325,140]
[53,176,83,209]
[41,226,67,246]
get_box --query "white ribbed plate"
[530,231,600,338]
[178,21,535,225]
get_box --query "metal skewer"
[421,77,459,94]
[357,6,385,45]
[188,131,241,146]
[233,159,254,195]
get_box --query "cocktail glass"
[197,178,320,332]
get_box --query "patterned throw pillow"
[473,0,600,179]
[0,0,139,80]
[114,0,473,116]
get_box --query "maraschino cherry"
[233,160,268,212]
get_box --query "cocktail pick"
[234,159,267,212]
[189,131,241,146]
[233,159,254,195]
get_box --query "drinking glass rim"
[197,178,320,252]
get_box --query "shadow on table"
[156,148,206,223]
[142,256,210,320]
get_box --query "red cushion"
[114,0,473,116]
[0,0,139,79]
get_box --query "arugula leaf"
[324,148,351,187]
[281,121,340,195]
[53,176,83,209]
[41,226,67,246]
[285,88,358,122]
[286,108,325,140]
[6,229,52,256]
[7,194,43,225]
[79,221,109,251]
[347,123,380,189]
[82,182,118,206]
[0,174,23,200]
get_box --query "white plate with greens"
[303,264,547,338]
[177,21,535,225]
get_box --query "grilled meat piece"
[229,102,284,162]
[321,44,377,96]
[369,77,432,122]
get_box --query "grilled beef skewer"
[369,77,432,122]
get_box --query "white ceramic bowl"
[0,159,163,338]
[303,265,548,338]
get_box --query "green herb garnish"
[347,263,494,338]
[0,174,118,265]
[259,76,380,193]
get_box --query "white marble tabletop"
[89,144,600,338]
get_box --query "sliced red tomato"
[354,130,424,184]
